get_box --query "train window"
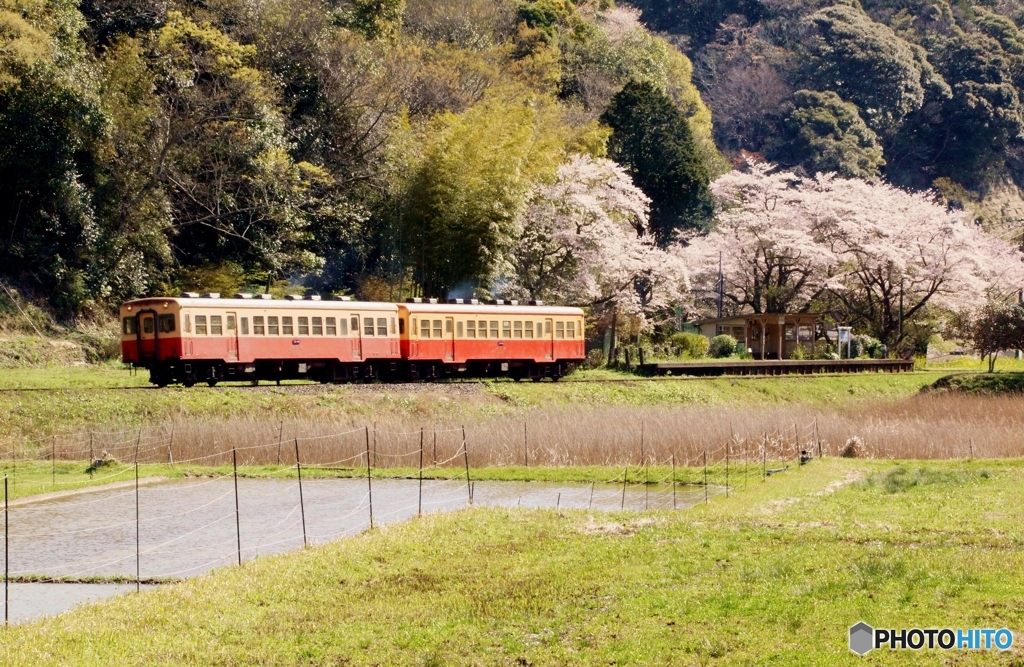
[445,319,452,334]
[420,319,430,338]
[467,321,475,338]
[226,315,235,331]
[457,321,463,337]
[377,318,387,336]
[544,320,551,335]
[185,314,191,333]
[555,321,564,339]
[298,316,309,335]
[350,316,358,335]
[195,315,207,335]
[364,317,374,336]
[391,317,397,334]
[312,317,322,335]
[123,317,137,335]
[501,321,511,339]
[339,317,348,335]
[282,316,293,335]
[159,314,175,333]
[411,317,416,335]
[142,316,154,334]
[253,316,265,335]
[211,315,223,335]
[525,321,533,339]
[513,321,522,338]
[268,316,279,335]
[326,317,336,335]
[490,321,498,338]
[432,320,442,338]
[567,321,575,339]
[241,317,249,335]
[398,318,405,335]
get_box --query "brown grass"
[10,393,1024,467]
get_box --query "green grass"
[924,372,1024,395]
[3,457,1022,665]
[924,355,1024,372]
[0,460,732,502]
[0,366,947,438]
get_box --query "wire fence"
[0,425,813,625]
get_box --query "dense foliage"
[0,0,717,314]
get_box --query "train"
[120,293,586,386]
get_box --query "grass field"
[3,457,1022,665]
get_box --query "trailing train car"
[398,299,586,380]
[120,294,401,386]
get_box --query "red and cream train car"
[120,294,400,386]
[398,300,585,380]
[121,294,586,385]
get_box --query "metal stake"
[232,448,242,565]
[462,426,471,503]
[295,439,307,547]
[365,427,373,528]
[4,475,8,626]
[703,450,708,504]
[621,467,628,510]
[418,428,424,516]
[276,421,283,466]
[671,454,677,510]
[135,462,140,592]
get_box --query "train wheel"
[207,379,218,387]
[183,379,196,388]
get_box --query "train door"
[544,318,554,360]
[444,317,454,361]
[351,314,362,360]
[138,310,157,360]
[226,312,239,360]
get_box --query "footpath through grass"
[3,457,1022,665]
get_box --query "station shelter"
[694,313,820,360]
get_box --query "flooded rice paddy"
[5,477,712,623]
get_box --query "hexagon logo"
[849,622,874,656]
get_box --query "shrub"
[708,334,737,358]
[668,332,708,358]
[852,334,885,359]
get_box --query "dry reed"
[8,393,1024,467]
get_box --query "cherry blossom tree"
[507,154,687,325]
[682,161,1024,348]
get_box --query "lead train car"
[120,295,400,386]
[399,301,585,380]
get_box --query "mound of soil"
[923,373,1024,395]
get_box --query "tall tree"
[600,79,713,244]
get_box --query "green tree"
[767,90,884,179]
[400,96,568,296]
[600,79,713,243]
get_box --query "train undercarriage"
[142,358,572,387]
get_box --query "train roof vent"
[234,293,253,299]
[447,298,465,304]
[427,298,439,304]
[470,298,480,305]
[309,295,321,301]
[405,298,422,303]
[334,295,352,301]
[509,300,519,306]
[180,292,199,298]
[285,294,303,301]
[256,293,273,300]
[202,293,220,299]
[529,300,544,306]
[489,299,506,306]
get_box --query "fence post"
[725,442,730,498]
[373,422,378,466]
[524,422,528,468]
[295,439,307,547]
[4,475,8,627]
[644,464,649,510]
[51,436,55,487]
[89,429,94,465]
[814,418,821,459]
[432,429,437,465]
[168,424,174,467]
[589,481,594,510]
[703,450,709,504]
[762,433,767,481]
[418,428,424,516]
[276,421,283,467]
[364,427,373,529]
[135,462,140,593]
[671,454,677,510]
[621,467,628,510]
[232,448,242,566]
[969,437,973,459]
[462,426,471,503]
[640,419,645,466]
